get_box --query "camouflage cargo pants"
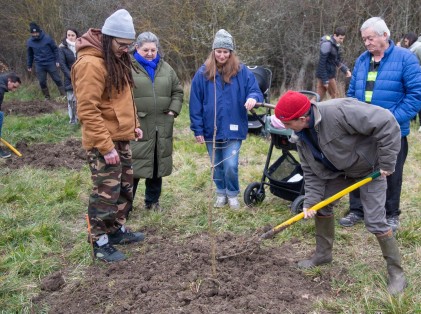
[86,141,134,240]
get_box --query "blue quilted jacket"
[347,41,421,137]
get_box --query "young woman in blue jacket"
[189,29,263,209]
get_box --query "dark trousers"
[349,137,408,218]
[35,62,63,90]
[133,141,162,205]
[411,110,421,124]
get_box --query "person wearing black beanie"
[26,22,65,99]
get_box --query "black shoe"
[339,212,363,227]
[0,147,11,159]
[108,228,145,245]
[386,216,400,232]
[94,243,126,262]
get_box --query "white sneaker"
[214,195,228,208]
[228,197,240,209]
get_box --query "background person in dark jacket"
[27,22,65,99]
[59,28,79,124]
[275,91,406,295]
[130,31,184,212]
[189,29,263,209]
[0,73,21,158]
[341,17,421,231]
[316,27,351,100]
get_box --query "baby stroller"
[243,91,319,213]
[246,66,272,136]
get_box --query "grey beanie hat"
[102,9,135,40]
[212,29,234,51]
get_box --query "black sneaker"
[339,212,363,227]
[108,228,145,245]
[386,216,400,232]
[0,147,11,159]
[94,243,126,262]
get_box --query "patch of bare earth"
[4,138,85,170]
[32,232,333,314]
[2,99,65,116]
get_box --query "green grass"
[0,88,420,313]
[3,79,64,102]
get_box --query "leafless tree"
[1,0,420,94]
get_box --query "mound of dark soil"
[5,138,85,170]
[33,232,332,313]
[2,100,65,116]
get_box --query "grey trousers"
[318,175,389,234]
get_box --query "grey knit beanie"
[212,29,234,51]
[102,9,135,40]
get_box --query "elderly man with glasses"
[342,17,421,234]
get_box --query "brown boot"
[376,230,407,294]
[298,215,334,268]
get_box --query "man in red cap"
[275,91,406,295]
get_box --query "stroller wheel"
[244,182,265,206]
[290,195,305,214]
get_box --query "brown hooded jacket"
[71,28,139,155]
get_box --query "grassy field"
[0,85,420,313]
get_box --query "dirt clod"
[40,271,65,292]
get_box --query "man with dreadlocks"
[72,9,144,262]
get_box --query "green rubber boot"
[298,215,334,268]
[376,230,407,294]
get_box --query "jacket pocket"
[137,111,148,118]
[137,111,149,140]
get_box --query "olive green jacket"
[131,57,183,178]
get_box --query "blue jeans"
[0,111,3,138]
[35,63,63,90]
[206,140,242,197]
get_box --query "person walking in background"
[71,9,144,262]
[59,28,79,124]
[316,27,352,100]
[27,22,65,100]
[275,91,406,295]
[340,17,421,231]
[0,73,21,158]
[402,31,421,131]
[189,29,263,209]
[403,32,421,63]
[130,32,183,213]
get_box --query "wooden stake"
[85,214,95,263]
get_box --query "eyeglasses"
[114,39,133,50]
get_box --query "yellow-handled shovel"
[260,170,381,239]
[0,137,22,157]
